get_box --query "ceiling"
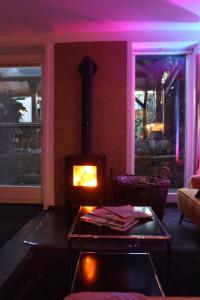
[1,0,200,39]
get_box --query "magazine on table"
[80,213,139,231]
[81,213,138,227]
[104,205,153,220]
[89,206,152,221]
[80,205,152,232]
[89,207,125,222]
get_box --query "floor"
[0,207,67,287]
[0,204,200,289]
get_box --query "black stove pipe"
[79,56,97,155]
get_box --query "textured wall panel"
[54,41,127,205]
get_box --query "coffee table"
[68,206,171,290]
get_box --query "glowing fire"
[73,165,97,187]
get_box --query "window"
[134,54,186,189]
[0,66,42,185]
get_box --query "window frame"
[0,48,46,206]
[129,45,197,202]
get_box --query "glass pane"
[73,165,97,187]
[0,66,42,185]
[135,55,186,189]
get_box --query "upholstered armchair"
[178,174,200,227]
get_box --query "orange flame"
[73,165,97,187]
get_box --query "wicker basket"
[111,168,171,221]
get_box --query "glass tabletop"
[68,206,171,241]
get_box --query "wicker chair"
[111,167,171,222]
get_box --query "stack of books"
[80,205,153,232]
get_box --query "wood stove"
[66,154,106,206]
[65,57,106,222]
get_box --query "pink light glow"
[0,0,200,37]
[168,0,200,15]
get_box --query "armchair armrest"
[189,174,200,189]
